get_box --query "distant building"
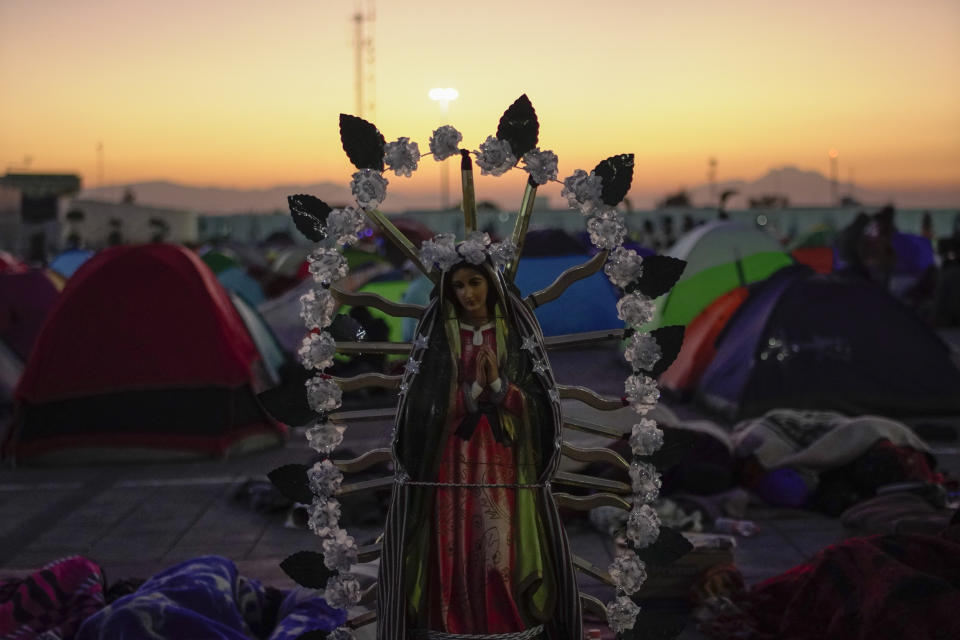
[0,172,81,262]
[0,184,20,253]
[63,199,198,249]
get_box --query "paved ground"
[2,344,957,639]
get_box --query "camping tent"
[697,268,960,420]
[4,243,286,463]
[401,252,622,337]
[0,251,27,273]
[790,247,834,274]
[259,261,393,353]
[659,285,750,397]
[0,269,61,362]
[650,221,793,329]
[515,255,621,335]
[200,249,267,306]
[50,249,94,278]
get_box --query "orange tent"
[660,286,749,397]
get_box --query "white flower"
[322,527,359,571]
[405,358,421,375]
[328,628,356,640]
[325,206,366,246]
[521,148,559,185]
[350,168,388,210]
[298,331,337,371]
[307,248,349,285]
[629,460,662,503]
[626,503,661,548]
[474,136,517,176]
[413,334,429,350]
[420,233,460,271]
[457,231,490,265]
[548,388,560,403]
[324,573,362,610]
[625,374,660,414]
[587,210,627,250]
[533,360,547,374]
[429,125,462,161]
[383,137,421,177]
[308,459,343,498]
[606,595,641,634]
[305,376,343,413]
[299,288,337,330]
[608,551,648,595]
[624,332,661,372]
[561,169,604,215]
[617,293,656,327]
[307,496,341,537]
[521,335,537,352]
[605,246,644,288]
[305,420,346,454]
[630,418,663,457]
[488,239,517,269]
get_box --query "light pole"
[828,148,839,206]
[429,88,458,209]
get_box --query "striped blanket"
[0,556,105,640]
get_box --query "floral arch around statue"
[260,95,691,640]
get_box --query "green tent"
[789,224,838,249]
[338,275,412,361]
[649,221,793,329]
[201,250,240,274]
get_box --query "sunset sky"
[1,0,958,208]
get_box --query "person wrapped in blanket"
[377,259,582,640]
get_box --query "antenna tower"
[353,1,376,119]
[707,157,717,202]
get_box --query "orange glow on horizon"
[1,0,958,206]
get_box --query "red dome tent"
[4,244,286,463]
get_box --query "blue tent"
[49,249,94,278]
[217,266,266,306]
[515,255,621,335]
[401,255,622,338]
[698,266,960,420]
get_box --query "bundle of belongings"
[0,555,344,640]
[731,409,951,517]
[694,509,960,640]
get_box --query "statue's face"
[450,266,489,320]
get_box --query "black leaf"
[496,94,539,159]
[339,113,386,171]
[630,525,693,566]
[257,364,314,425]
[649,325,685,377]
[639,427,699,471]
[294,632,329,640]
[280,550,333,589]
[268,464,313,504]
[626,256,687,298]
[288,194,331,243]
[617,609,688,640]
[593,154,634,206]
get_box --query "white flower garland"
[297,120,663,636]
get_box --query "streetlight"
[828,149,839,205]
[429,88,459,209]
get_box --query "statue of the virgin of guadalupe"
[265,95,687,640]
[378,257,582,640]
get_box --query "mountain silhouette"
[79,168,957,214]
[78,180,434,214]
